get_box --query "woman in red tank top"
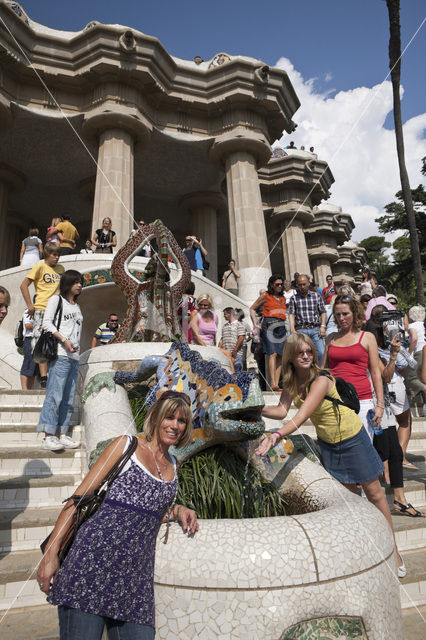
[323,295,384,439]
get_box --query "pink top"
[195,311,217,345]
[328,331,373,399]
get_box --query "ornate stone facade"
[0,1,364,298]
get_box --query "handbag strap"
[102,435,139,489]
[53,296,63,331]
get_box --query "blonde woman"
[256,333,405,577]
[37,391,198,639]
[190,293,218,346]
[92,217,117,254]
[46,217,62,244]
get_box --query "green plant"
[177,446,287,519]
[129,391,148,433]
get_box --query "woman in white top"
[20,227,43,267]
[404,306,426,417]
[37,270,83,451]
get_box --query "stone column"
[179,192,227,284]
[281,219,311,280]
[210,129,272,303]
[312,257,332,287]
[0,164,25,270]
[83,106,151,251]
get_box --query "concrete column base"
[238,266,271,305]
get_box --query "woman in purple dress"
[37,391,198,639]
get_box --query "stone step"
[407,432,426,453]
[0,474,81,509]
[391,506,426,552]
[0,507,61,553]
[0,447,84,477]
[0,390,46,405]
[402,604,426,640]
[0,424,82,446]
[0,603,59,639]
[0,550,46,611]
[399,547,426,608]
[0,406,79,426]
[386,480,426,509]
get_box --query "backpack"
[14,319,24,348]
[326,377,360,414]
[313,370,360,414]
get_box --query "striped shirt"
[94,322,120,345]
[288,291,325,326]
[221,320,245,353]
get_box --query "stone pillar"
[281,219,311,280]
[83,106,151,251]
[180,192,227,284]
[0,164,25,270]
[311,257,332,287]
[210,129,272,303]
[91,128,135,249]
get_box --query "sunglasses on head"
[161,390,191,406]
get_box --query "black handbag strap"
[70,436,138,506]
[53,296,63,331]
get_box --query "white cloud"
[274,57,426,241]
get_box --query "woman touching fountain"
[256,333,406,578]
[37,391,198,639]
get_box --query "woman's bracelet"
[269,431,282,441]
[376,402,385,409]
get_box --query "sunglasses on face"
[273,282,283,287]
[161,390,191,406]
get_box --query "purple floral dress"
[48,440,177,628]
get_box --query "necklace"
[147,442,168,478]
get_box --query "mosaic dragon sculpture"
[110,219,191,342]
[83,341,268,462]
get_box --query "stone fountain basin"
[78,343,402,639]
[154,455,402,640]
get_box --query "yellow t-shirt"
[55,221,79,249]
[294,379,362,444]
[26,261,65,310]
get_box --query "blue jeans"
[297,327,325,364]
[58,606,155,640]
[37,356,79,436]
[234,353,244,372]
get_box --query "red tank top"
[327,331,372,399]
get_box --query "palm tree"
[385,0,424,303]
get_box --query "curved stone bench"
[154,454,402,640]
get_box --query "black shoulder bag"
[40,436,138,564]
[33,296,63,364]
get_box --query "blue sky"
[8,1,426,240]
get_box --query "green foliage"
[176,445,287,519]
[129,390,148,433]
[358,235,391,282]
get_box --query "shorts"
[20,337,39,377]
[388,375,409,416]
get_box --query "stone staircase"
[0,389,424,639]
[0,389,84,639]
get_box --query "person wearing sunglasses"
[250,274,287,391]
[257,333,406,577]
[91,314,121,348]
[37,390,198,639]
[190,293,217,346]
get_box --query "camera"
[381,310,405,347]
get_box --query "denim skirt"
[262,317,287,356]
[318,426,384,485]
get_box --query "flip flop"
[393,500,425,518]
[402,461,418,471]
